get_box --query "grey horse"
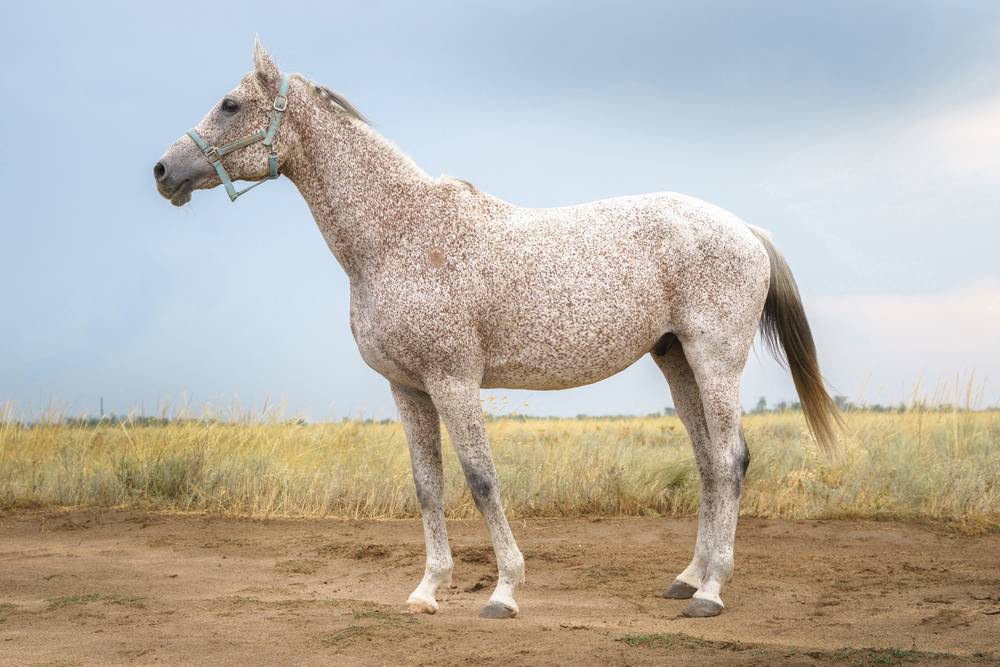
[154,41,841,619]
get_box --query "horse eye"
[220,98,240,113]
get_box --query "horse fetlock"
[676,559,706,588]
[487,554,522,619]
[426,559,454,586]
[500,551,524,586]
[407,562,452,614]
[709,552,735,583]
[499,551,525,586]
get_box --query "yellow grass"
[0,409,997,532]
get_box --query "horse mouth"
[160,179,193,207]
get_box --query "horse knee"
[708,437,750,490]
[414,474,446,511]
[462,466,495,511]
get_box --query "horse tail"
[749,226,843,456]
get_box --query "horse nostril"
[153,162,166,181]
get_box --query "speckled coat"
[154,42,841,620]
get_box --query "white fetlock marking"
[488,574,520,614]
[483,550,523,613]
[676,571,702,589]
[408,567,450,612]
[676,559,706,589]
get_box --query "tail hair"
[749,227,843,456]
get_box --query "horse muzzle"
[153,153,213,206]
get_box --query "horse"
[154,40,841,619]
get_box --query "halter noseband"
[187,73,292,202]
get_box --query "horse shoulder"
[349,263,485,388]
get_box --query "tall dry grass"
[0,408,997,531]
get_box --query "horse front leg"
[390,382,454,614]
[427,377,525,619]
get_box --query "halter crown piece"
[187,73,292,202]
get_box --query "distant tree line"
[32,415,312,428]
[749,395,986,414]
[3,399,995,428]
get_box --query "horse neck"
[283,105,434,279]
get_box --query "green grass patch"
[618,633,747,651]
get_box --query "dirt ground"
[1,511,998,666]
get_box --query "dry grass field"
[1,408,997,531]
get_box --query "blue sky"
[2,1,999,419]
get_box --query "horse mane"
[243,72,370,126]
[262,72,480,189]
[441,175,479,193]
[296,75,370,126]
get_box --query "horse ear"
[253,37,281,92]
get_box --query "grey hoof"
[479,602,518,619]
[682,598,723,618]
[663,580,698,599]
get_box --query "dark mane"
[304,77,370,125]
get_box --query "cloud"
[902,95,1000,186]
[809,281,1000,407]
[770,91,1000,196]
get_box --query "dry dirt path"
[1,510,998,666]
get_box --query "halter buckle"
[273,95,288,112]
[204,146,220,163]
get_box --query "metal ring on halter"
[186,73,291,202]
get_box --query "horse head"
[153,39,300,205]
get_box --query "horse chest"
[348,280,475,386]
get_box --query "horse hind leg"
[670,327,756,618]
[651,336,712,600]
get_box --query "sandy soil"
[1,510,998,666]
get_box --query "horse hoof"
[682,598,723,618]
[479,602,518,619]
[663,580,698,599]
[406,598,438,615]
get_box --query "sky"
[2,1,999,420]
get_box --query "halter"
[187,73,292,202]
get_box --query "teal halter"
[187,73,292,202]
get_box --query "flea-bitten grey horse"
[154,42,842,619]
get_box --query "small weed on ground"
[46,593,146,610]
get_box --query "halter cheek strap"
[187,73,291,202]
